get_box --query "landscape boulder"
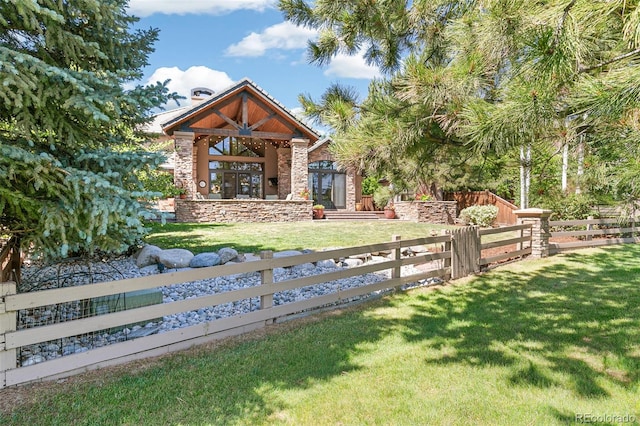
[158,248,194,269]
[189,252,221,268]
[136,245,162,268]
[218,247,239,264]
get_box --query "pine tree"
[0,0,178,258]
[280,0,640,205]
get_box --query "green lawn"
[2,245,639,425]
[143,221,452,254]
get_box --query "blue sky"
[128,0,381,121]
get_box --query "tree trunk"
[575,135,584,194]
[520,144,531,209]
[562,143,568,193]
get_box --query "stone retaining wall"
[175,199,313,223]
[394,201,457,224]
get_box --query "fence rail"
[2,220,596,390]
[479,224,532,266]
[550,217,640,254]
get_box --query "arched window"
[308,161,346,209]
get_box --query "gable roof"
[161,78,320,143]
[309,136,332,152]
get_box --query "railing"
[479,224,533,268]
[550,217,640,254]
[0,224,539,389]
[1,233,457,389]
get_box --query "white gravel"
[17,254,441,366]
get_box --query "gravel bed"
[17,254,440,366]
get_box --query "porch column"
[277,147,291,199]
[290,138,309,200]
[346,167,356,211]
[174,131,196,197]
[514,208,553,258]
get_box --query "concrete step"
[321,211,384,221]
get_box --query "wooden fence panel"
[445,190,518,225]
[550,217,639,254]
[4,219,640,389]
[0,233,456,388]
[450,227,480,279]
[478,224,532,268]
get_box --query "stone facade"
[290,138,309,200]
[394,201,458,224]
[175,199,313,223]
[173,131,196,197]
[276,147,292,199]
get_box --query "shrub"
[459,205,499,227]
[536,192,596,220]
[373,186,393,209]
[362,176,380,196]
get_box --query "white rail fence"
[1,226,532,389]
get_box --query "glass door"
[309,172,346,209]
[223,173,236,199]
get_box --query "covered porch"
[161,79,360,222]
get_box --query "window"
[308,161,346,209]
[206,137,265,199]
[208,137,263,157]
[209,161,263,199]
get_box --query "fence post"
[514,208,553,258]
[441,229,452,280]
[391,235,401,281]
[586,216,593,241]
[260,251,274,325]
[1,281,17,389]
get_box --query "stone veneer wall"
[276,147,291,199]
[173,131,196,197]
[394,201,457,224]
[175,200,313,223]
[290,139,309,200]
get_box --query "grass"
[143,221,451,254]
[2,244,639,425]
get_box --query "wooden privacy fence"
[445,190,518,225]
[550,217,640,254]
[0,226,532,389]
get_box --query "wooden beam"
[249,114,276,130]
[190,127,296,141]
[245,93,298,132]
[209,155,265,163]
[214,111,241,130]
[242,93,249,129]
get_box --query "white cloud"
[324,53,382,80]
[128,0,276,17]
[146,66,235,105]
[225,22,318,57]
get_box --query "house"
[156,78,362,222]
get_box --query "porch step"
[321,210,385,221]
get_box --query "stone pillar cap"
[514,208,553,218]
